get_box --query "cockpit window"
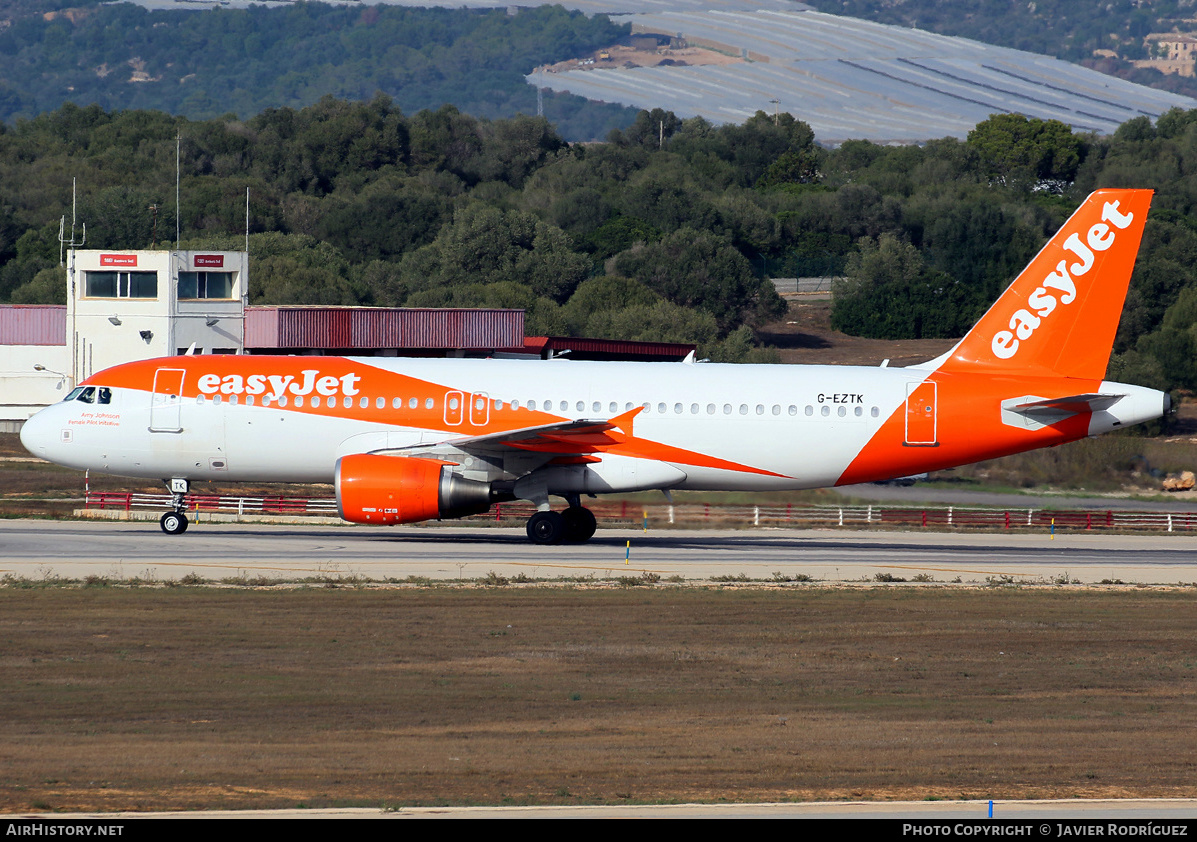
[63,386,111,404]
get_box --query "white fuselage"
[22,357,912,490]
[19,355,1168,496]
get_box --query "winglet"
[609,406,644,437]
[936,189,1152,381]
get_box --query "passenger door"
[149,368,185,433]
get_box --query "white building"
[1,249,248,431]
[1,248,680,433]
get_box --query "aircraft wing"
[449,406,641,453]
[366,404,785,479]
[371,407,643,462]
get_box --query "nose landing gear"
[160,478,190,535]
[160,510,188,535]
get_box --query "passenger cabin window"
[178,272,235,299]
[85,271,158,299]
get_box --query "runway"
[4,519,1197,584]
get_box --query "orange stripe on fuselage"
[83,356,784,478]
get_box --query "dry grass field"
[3,586,1197,812]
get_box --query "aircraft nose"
[20,407,56,459]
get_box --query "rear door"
[904,381,938,446]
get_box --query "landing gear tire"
[160,511,188,535]
[562,506,597,543]
[526,510,566,545]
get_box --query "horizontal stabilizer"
[1011,393,1125,414]
[1001,393,1125,430]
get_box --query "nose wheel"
[160,477,190,536]
[160,511,189,535]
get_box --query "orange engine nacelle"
[335,454,491,525]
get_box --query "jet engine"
[335,454,491,525]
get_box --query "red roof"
[515,336,696,361]
[245,307,524,350]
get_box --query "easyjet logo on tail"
[991,200,1136,360]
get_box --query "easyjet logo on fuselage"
[990,200,1135,360]
[197,370,363,400]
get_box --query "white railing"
[84,493,1197,532]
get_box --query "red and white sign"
[100,254,137,267]
[194,254,224,268]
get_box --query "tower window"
[85,271,158,299]
[179,272,235,299]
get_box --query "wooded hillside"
[0,1,636,141]
[2,97,1196,390]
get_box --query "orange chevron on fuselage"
[836,372,1098,486]
[76,354,787,480]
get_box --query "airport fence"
[82,492,1197,532]
[84,491,339,517]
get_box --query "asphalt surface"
[4,519,1196,585]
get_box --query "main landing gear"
[525,506,597,545]
[160,478,190,535]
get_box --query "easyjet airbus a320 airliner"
[20,189,1170,543]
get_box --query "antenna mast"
[58,178,85,388]
[175,132,181,249]
[58,177,85,265]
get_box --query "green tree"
[9,265,65,304]
[966,114,1085,188]
[470,115,566,188]
[315,175,450,262]
[832,234,973,339]
[398,204,589,303]
[609,108,681,149]
[582,216,661,261]
[612,228,782,331]
[79,186,177,249]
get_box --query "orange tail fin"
[933,189,1153,380]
